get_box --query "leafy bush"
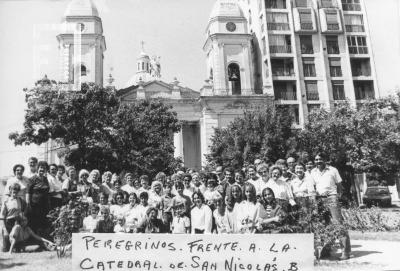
[342,206,400,232]
[47,200,89,258]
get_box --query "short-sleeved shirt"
[48,174,63,198]
[3,176,29,202]
[290,176,316,198]
[1,197,26,220]
[172,215,190,233]
[310,166,342,196]
[82,216,99,232]
[213,209,231,234]
[263,179,296,206]
[247,177,263,196]
[62,178,78,192]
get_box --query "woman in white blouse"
[290,163,316,210]
[123,193,141,232]
[191,192,212,234]
[235,183,260,233]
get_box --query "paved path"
[319,239,400,271]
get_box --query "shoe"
[339,254,350,261]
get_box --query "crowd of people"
[0,153,350,259]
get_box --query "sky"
[0,0,215,176]
[0,0,399,177]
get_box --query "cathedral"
[56,0,272,170]
[55,0,379,170]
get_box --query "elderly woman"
[3,164,30,204]
[94,206,114,233]
[290,162,316,211]
[148,181,163,210]
[102,171,114,191]
[77,169,97,203]
[62,166,79,199]
[265,165,296,213]
[121,173,140,196]
[155,172,167,187]
[1,183,27,252]
[28,161,50,235]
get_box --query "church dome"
[209,0,245,19]
[64,0,99,17]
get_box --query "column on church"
[199,112,219,166]
[241,43,252,95]
[173,127,184,160]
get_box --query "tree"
[9,79,181,177]
[207,105,296,169]
[297,97,400,185]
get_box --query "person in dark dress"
[94,206,114,233]
[28,161,50,236]
[136,207,166,233]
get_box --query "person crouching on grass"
[8,214,54,254]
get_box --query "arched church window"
[228,63,241,95]
[142,62,145,71]
[147,63,149,71]
[209,68,213,80]
[81,64,87,76]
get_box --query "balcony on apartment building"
[332,81,346,100]
[300,35,314,54]
[347,36,368,55]
[266,12,290,31]
[269,35,292,54]
[342,0,362,11]
[271,59,295,79]
[354,81,375,100]
[326,36,340,54]
[318,0,338,8]
[265,0,287,9]
[344,14,365,32]
[293,8,317,33]
[351,58,371,79]
[305,81,320,101]
[319,5,343,33]
[273,81,297,101]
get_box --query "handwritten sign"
[72,233,314,271]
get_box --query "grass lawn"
[0,251,71,271]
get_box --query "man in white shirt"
[48,163,63,208]
[247,165,263,195]
[310,153,350,260]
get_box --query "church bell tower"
[203,0,254,96]
[57,0,106,89]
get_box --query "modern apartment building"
[238,0,378,126]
